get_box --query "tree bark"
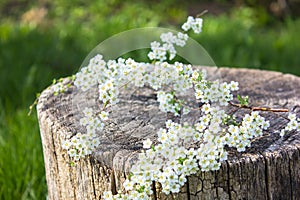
[37,67,300,200]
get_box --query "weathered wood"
[37,67,300,200]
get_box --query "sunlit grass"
[194,13,300,76]
[0,107,47,200]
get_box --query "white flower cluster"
[280,113,300,136]
[80,108,109,133]
[72,54,202,155]
[195,77,239,106]
[52,82,66,95]
[103,103,279,200]
[157,91,181,116]
[52,76,74,95]
[61,108,103,160]
[147,61,193,92]
[225,111,270,152]
[181,16,203,33]
[62,132,100,161]
[74,54,107,91]
[103,121,199,199]
[148,32,189,61]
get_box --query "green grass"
[197,10,300,75]
[0,1,299,199]
[0,107,46,199]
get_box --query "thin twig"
[229,101,289,112]
[196,10,208,18]
[118,80,133,89]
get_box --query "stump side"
[37,67,300,200]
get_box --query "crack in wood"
[90,159,97,199]
[186,177,190,200]
[111,169,117,195]
[288,150,294,200]
[261,152,270,200]
[50,122,62,200]
[225,161,232,200]
[152,181,157,200]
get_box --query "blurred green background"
[0,0,299,199]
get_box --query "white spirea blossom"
[280,113,300,136]
[194,79,238,106]
[52,82,65,95]
[56,16,299,200]
[148,32,188,61]
[143,139,152,149]
[74,54,107,91]
[52,76,74,95]
[182,16,203,33]
[225,111,270,152]
[62,107,102,160]
[157,91,181,116]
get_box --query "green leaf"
[136,185,145,193]
[70,161,75,167]
[237,94,242,102]
[237,94,249,106]
[151,145,155,151]
[178,157,187,165]
[128,172,134,180]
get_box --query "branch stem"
[229,102,288,112]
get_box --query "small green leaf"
[136,185,145,193]
[237,94,242,102]
[237,95,249,106]
[196,72,203,82]
[178,157,187,165]
[128,172,134,180]
[151,145,155,151]
[179,71,185,76]
[28,93,41,116]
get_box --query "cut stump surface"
[37,67,300,200]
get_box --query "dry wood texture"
[37,67,300,200]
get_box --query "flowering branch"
[49,15,300,200]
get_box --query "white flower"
[195,122,206,132]
[103,191,113,200]
[201,103,211,114]
[62,140,71,150]
[195,18,203,32]
[99,111,109,121]
[181,22,190,31]
[280,129,286,137]
[123,179,134,191]
[228,125,239,134]
[288,113,297,121]
[181,16,203,34]
[143,138,153,149]
[68,149,77,157]
[229,81,239,91]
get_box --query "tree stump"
[37,67,300,200]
